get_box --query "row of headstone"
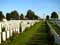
[50,19,60,27]
[47,22,60,44]
[0,20,40,44]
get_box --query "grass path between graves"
[26,21,49,45]
[2,21,49,45]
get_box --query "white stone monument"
[6,30,10,39]
[0,32,1,44]
[2,31,6,41]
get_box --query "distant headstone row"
[47,21,60,44]
[47,22,60,43]
[50,19,60,27]
[0,20,40,44]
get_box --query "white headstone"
[17,28,20,34]
[10,30,13,37]
[0,23,2,32]
[6,30,10,39]
[21,24,26,32]
[0,32,1,44]
[2,32,6,41]
[9,26,13,37]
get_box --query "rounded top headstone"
[2,19,7,22]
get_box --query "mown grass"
[26,22,49,45]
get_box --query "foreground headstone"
[0,23,2,32]
[0,23,1,44]
[6,30,10,39]
[10,30,13,37]
[2,31,6,41]
[17,28,20,34]
[0,32,1,44]
[21,23,26,32]
[17,23,20,34]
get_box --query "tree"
[25,9,39,20]
[34,15,39,19]
[6,13,11,20]
[0,11,5,21]
[25,10,33,19]
[51,12,58,19]
[46,15,49,20]
[20,13,24,20]
[10,10,20,20]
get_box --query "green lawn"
[27,22,49,45]
[1,21,49,45]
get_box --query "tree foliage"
[51,12,58,18]
[0,10,40,20]
[25,10,39,20]
[46,15,49,20]
[20,13,24,20]
[10,10,20,20]
[6,13,11,20]
[0,11,5,21]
